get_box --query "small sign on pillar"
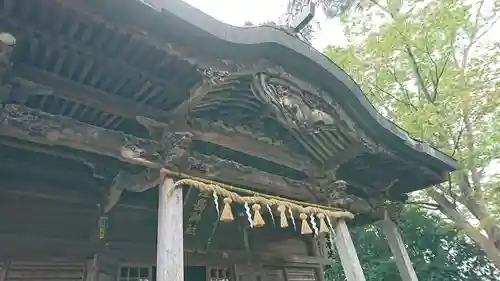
[98,215,108,241]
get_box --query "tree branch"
[384,60,418,110]
[450,120,465,157]
[371,80,418,111]
[405,201,440,210]
[405,43,435,102]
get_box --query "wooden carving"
[136,116,193,167]
[251,72,336,132]
[0,103,162,166]
[104,168,163,213]
[322,179,373,214]
[104,116,194,212]
[191,68,373,165]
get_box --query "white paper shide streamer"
[212,191,220,215]
[288,207,296,230]
[267,204,276,226]
[325,215,335,246]
[244,203,253,228]
[310,214,318,235]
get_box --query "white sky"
[183,0,348,51]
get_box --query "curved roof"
[139,0,457,173]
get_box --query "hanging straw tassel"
[300,213,313,234]
[317,213,329,234]
[220,197,234,222]
[277,205,288,228]
[252,204,265,227]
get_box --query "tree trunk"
[428,189,500,268]
[462,195,500,250]
[455,170,500,250]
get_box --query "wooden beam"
[189,118,311,172]
[168,81,211,123]
[0,178,99,206]
[0,103,317,200]
[0,176,156,213]
[13,66,310,172]
[186,152,317,200]
[334,220,366,281]
[0,136,123,177]
[377,214,419,281]
[0,103,162,167]
[157,177,183,281]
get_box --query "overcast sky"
[183,0,347,51]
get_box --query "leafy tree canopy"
[305,0,500,267]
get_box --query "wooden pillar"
[378,216,419,281]
[333,220,366,281]
[157,177,183,281]
[0,32,15,84]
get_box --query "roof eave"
[133,0,458,173]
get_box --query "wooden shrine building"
[0,1,458,281]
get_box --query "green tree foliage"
[297,0,500,267]
[325,208,500,280]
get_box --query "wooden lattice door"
[207,267,231,281]
[86,254,120,281]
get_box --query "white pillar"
[378,216,419,281]
[157,177,183,281]
[334,219,366,281]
